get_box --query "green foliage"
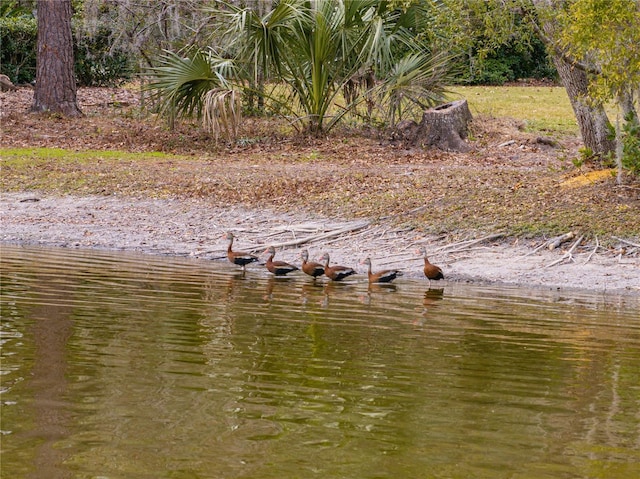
[0,15,133,86]
[0,1,32,17]
[145,48,240,135]
[559,0,640,104]
[423,0,556,86]
[621,111,640,175]
[461,38,556,85]
[0,17,37,84]
[149,0,452,136]
[73,24,134,87]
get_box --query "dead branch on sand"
[545,235,584,268]
[247,221,370,251]
[523,231,577,257]
[547,231,576,250]
[428,233,505,254]
[584,236,599,264]
[612,236,640,249]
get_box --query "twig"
[522,241,549,257]
[584,236,599,264]
[545,235,584,268]
[611,236,640,248]
[440,233,505,254]
[248,221,370,251]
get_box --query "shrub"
[0,17,37,84]
[458,37,557,86]
[0,16,134,86]
[621,111,640,175]
[73,25,134,87]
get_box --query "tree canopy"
[558,0,640,106]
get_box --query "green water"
[1,245,639,479]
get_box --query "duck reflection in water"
[359,282,398,306]
[263,275,296,302]
[321,280,356,308]
[414,288,445,326]
[300,281,324,306]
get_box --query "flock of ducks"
[225,232,444,285]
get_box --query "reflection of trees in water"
[28,277,74,479]
[5,246,639,478]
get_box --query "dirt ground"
[1,86,639,295]
[3,192,639,295]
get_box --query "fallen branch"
[522,240,549,257]
[584,236,599,264]
[545,235,584,268]
[547,231,576,250]
[440,233,505,254]
[611,236,640,249]
[249,221,370,251]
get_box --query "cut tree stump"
[393,99,473,152]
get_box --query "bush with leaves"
[147,0,453,138]
[621,112,640,176]
[0,17,37,84]
[73,24,134,87]
[0,13,133,86]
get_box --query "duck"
[417,247,444,284]
[224,232,259,270]
[360,257,403,284]
[300,249,325,279]
[264,246,299,276]
[319,253,356,281]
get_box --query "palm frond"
[202,88,242,142]
[380,50,453,126]
[145,48,240,128]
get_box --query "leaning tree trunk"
[32,0,82,117]
[530,0,614,157]
[553,55,615,156]
[393,99,473,152]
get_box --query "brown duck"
[224,232,258,270]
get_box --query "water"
[1,245,639,479]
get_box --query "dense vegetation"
[2,0,638,175]
[0,0,553,88]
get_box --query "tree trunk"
[32,0,82,117]
[393,99,473,152]
[553,55,615,156]
[530,0,614,157]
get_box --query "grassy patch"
[449,86,578,134]
[1,147,178,162]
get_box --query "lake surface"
[1,245,639,479]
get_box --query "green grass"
[0,147,177,162]
[448,86,579,134]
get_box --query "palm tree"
[146,48,240,139]
[146,0,453,137]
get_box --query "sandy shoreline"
[2,192,639,296]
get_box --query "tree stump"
[393,99,473,152]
